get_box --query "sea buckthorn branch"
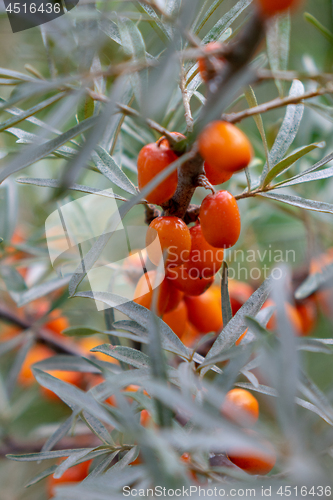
[161,147,205,218]
[0,304,84,357]
[180,66,194,133]
[257,68,333,84]
[201,13,265,122]
[222,84,333,124]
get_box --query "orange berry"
[198,42,225,82]
[157,132,185,148]
[296,299,317,336]
[227,435,276,475]
[185,286,223,333]
[228,280,254,315]
[200,191,241,249]
[137,143,178,205]
[204,161,233,186]
[140,409,152,427]
[18,344,54,386]
[162,300,188,337]
[146,216,191,268]
[265,301,302,336]
[80,337,120,364]
[180,322,201,347]
[0,324,22,340]
[45,310,69,336]
[221,389,259,426]
[41,370,82,401]
[186,224,223,278]
[198,121,253,174]
[235,329,248,346]
[167,265,214,296]
[134,270,183,315]
[257,0,301,17]
[47,460,91,498]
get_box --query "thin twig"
[180,66,194,133]
[257,69,333,83]
[0,305,85,357]
[223,86,333,124]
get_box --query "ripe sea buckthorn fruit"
[257,0,301,17]
[45,309,69,335]
[162,300,188,337]
[221,388,259,426]
[198,41,225,82]
[47,460,91,498]
[146,216,191,268]
[204,161,233,186]
[18,344,54,386]
[265,301,302,336]
[296,299,317,336]
[167,265,214,296]
[180,321,201,347]
[41,370,82,401]
[137,143,178,205]
[158,132,185,148]
[134,270,183,315]
[228,280,254,315]
[227,434,276,475]
[198,121,253,174]
[186,223,223,278]
[185,285,223,333]
[200,190,241,249]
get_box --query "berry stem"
[162,148,204,219]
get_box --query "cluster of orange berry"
[135,120,253,343]
[181,388,276,476]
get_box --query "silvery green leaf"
[33,369,121,428]
[263,142,325,187]
[0,93,66,133]
[93,147,137,195]
[91,345,151,370]
[14,276,70,307]
[274,165,333,189]
[261,80,304,181]
[259,192,333,214]
[266,13,291,96]
[17,178,128,201]
[204,275,273,364]
[0,118,96,184]
[75,291,189,359]
[202,0,253,44]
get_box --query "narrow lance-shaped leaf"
[266,12,291,96]
[75,291,190,359]
[295,262,333,300]
[221,261,232,327]
[258,191,333,214]
[33,369,121,429]
[245,86,270,166]
[202,0,253,44]
[274,165,333,189]
[0,117,97,184]
[91,345,151,370]
[260,79,304,182]
[0,93,66,133]
[304,13,333,44]
[93,146,137,195]
[263,142,325,187]
[203,274,273,364]
[17,177,128,202]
